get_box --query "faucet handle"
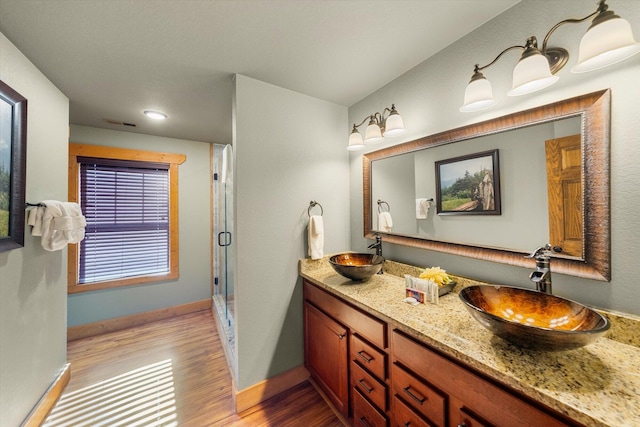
[526,244,563,259]
[526,244,552,259]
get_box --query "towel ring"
[377,200,390,213]
[308,200,323,217]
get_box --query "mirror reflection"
[371,117,582,258]
[363,90,610,281]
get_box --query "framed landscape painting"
[435,149,501,216]
[0,79,27,252]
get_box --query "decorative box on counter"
[405,281,456,304]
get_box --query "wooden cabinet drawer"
[304,281,387,349]
[392,363,445,427]
[353,387,389,427]
[352,334,387,380]
[352,360,387,412]
[456,406,492,427]
[392,395,432,427]
[392,330,572,427]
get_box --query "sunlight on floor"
[43,359,178,427]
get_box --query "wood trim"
[168,162,180,281]
[235,365,310,414]
[308,377,351,427]
[363,89,611,281]
[21,363,71,427]
[67,299,211,341]
[67,143,185,294]
[67,150,80,288]
[69,143,186,165]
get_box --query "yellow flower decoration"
[419,266,452,287]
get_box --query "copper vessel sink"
[329,253,385,282]
[459,285,610,351]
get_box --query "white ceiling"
[0,0,519,144]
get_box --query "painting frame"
[0,79,28,252]
[435,149,500,216]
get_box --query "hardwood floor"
[43,310,343,427]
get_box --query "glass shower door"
[212,144,236,374]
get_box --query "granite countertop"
[299,256,640,427]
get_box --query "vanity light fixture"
[347,104,405,151]
[460,0,640,112]
[143,110,168,120]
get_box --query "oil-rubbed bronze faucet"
[367,234,383,274]
[526,244,562,294]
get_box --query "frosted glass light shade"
[571,17,640,73]
[143,110,168,120]
[364,122,383,144]
[383,112,405,137]
[507,53,559,96]
[460,77,496,112]
[347,130,365,151]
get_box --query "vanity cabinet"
[303,279,585,427]
[391,330,578,427]
[304,280,389,424]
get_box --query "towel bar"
[25,202,45,208]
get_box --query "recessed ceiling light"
[143,110,168,120]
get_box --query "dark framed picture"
[0,80,27,252]
[435,149,500,215]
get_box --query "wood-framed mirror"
[0,79,27,253]
[363,90,610,281]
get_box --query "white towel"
[378,211,393,232]
[308,215,324,260]
[34,200,86,251]
[28,207,45,236]
[416,198,430,219]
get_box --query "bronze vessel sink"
[329,253,385,282]
[459,285,610,351]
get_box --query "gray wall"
[67,125,212,326]
[0,33,69,426]
[349,0,640,315]
[233,74,349,391]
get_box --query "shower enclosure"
[211,144,236,377]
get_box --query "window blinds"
[78,157,170,284]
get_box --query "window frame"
[68,143,186,294]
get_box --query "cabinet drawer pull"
[404,423,411,427]
[457,424,467,427]
[337,333,345,340]
[357,378,374,393]
[357,350,374,363]
[359,416,371,427]
[403,386,426,405]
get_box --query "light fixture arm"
[352,115,374,131]
[351,104,399,131]
[475,44,526,73]
[541,6,601,54]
